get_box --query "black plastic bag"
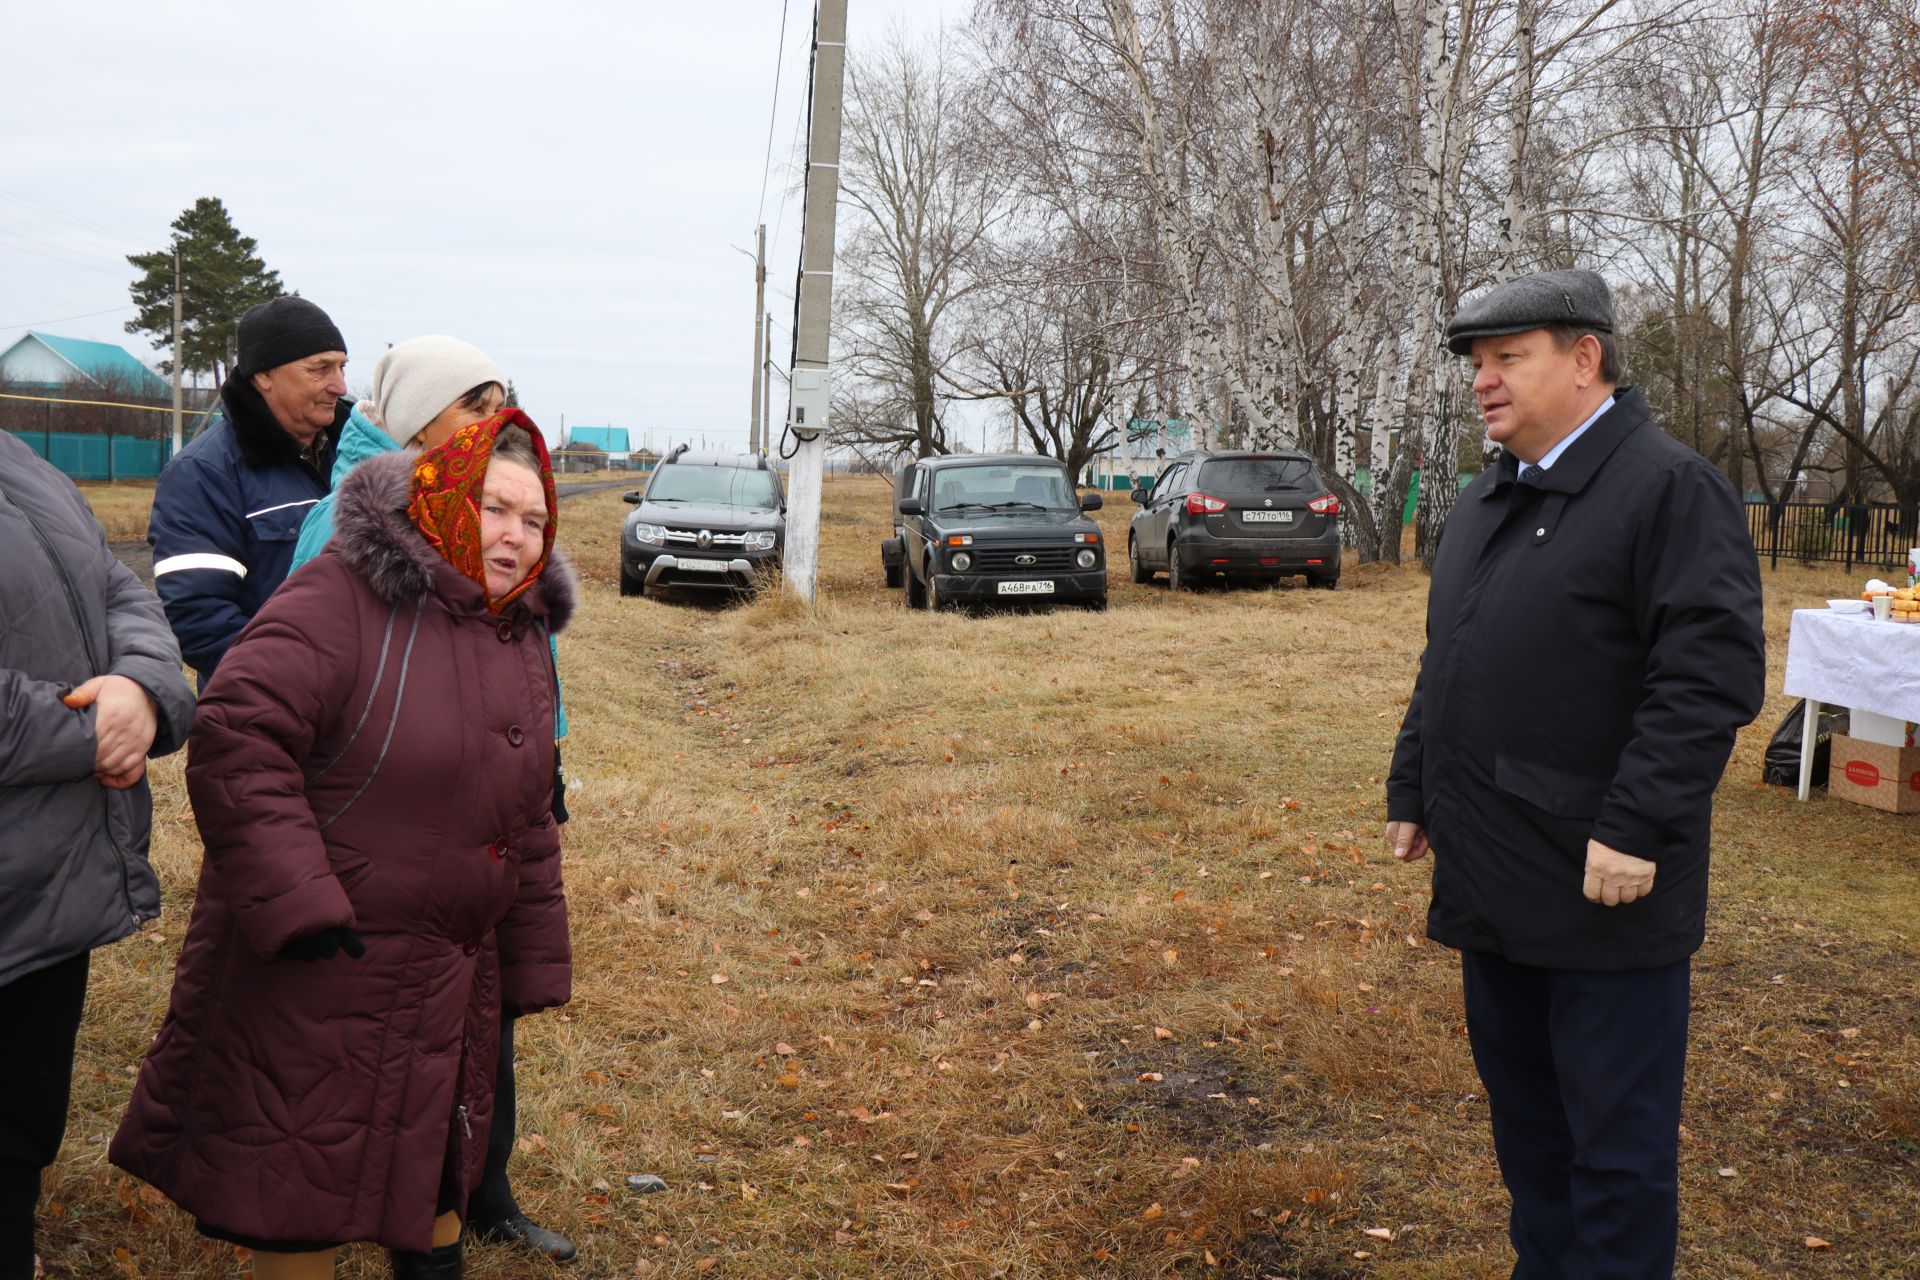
[1762,700,1851,788]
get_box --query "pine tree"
[126,197,284,386]
[503,380,520,408]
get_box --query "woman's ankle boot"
[388,1242,462,1279]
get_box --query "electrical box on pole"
[781,0,846,604]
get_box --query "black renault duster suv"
[619,448,785,596]
[881,454,1107,610]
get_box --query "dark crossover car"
[1128,449,1342,589]
[619,447,785,596]
[881,454,1108,610]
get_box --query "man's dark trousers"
[467,1013,521,1226]
[1461,950,1690,1280]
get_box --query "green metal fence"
[6,429,175,480]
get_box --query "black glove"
[280,926,367,962]
[551,746,570,826]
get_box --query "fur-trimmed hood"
[217,371,349,469]
[331,449,576,633]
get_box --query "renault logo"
[696,529,714,549]
[1015,554,1037,566]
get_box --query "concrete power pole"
[169,251,183,457]
[749,223,767,454]
[782,0,847,603]
[761,311,772,458]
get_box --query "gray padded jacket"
[0,431,194,988]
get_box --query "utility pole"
[783,0,847,603]
[761,311,772,457]
[170,251,183,457]
[749,223,767,454]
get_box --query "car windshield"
[932,464,1075,511]
[1199,457,1317,490]
[646,464,779,508]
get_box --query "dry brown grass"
[72,482,159,544]
[44,477,1919,1278]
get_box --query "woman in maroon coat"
[112,412,572,1278]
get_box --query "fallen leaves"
[1804,1236,1834,1251]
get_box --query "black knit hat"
[235,296,346,377]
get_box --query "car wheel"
[1084,594,1109,612]
[1128,534,1151,583]
[884,561,902,588]
[926,569,944,612]
[1310,572,1340,590]
[904,558,927,609]
[1166,544,1190,592]
[619,564,644,597]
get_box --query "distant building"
[562,425,631,472]
[0,330,170,400]
[566,426,630,454]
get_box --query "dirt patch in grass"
[46,478,1920,1278]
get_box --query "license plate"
[1241,510,1294,523]
[676,558,728,573]
[996,580,1056,595]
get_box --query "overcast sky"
[3,0,966,452]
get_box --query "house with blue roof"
[0,330,170,400]
[567,426,631,454]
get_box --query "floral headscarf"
[406,407,559,613]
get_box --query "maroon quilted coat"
[110,448,573,1252]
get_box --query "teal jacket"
[291,404,569,739]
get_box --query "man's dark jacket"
[1387,388,1765,970]
[147,374,346,684]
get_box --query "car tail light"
[1185,492,1228,515]
[1308,493,1341,515]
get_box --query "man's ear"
[1573,333,1604,388]
[251,369,274,397]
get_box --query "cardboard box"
[1828,734,1920,814]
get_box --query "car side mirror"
[1079,491,1104,511]
[1130,487,1150,505]
[622,491,642,504]
[898,497,926,516]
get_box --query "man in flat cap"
[1385,268,1765,1277]
[149,296,349,686]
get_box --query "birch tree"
[834,27,1004,460]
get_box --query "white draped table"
[1781,608,1920,799]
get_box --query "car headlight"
[951,550,973,572]
[746,530,778,551]
[1075,548,1097,569]
[629,522,667,546]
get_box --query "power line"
[0,305,139,331]
[0,188,149,249]
[0,220,129,268]
[765,23,812,304]
[0,210,139,263]
[0,235,133,278]
[756,0,794,227]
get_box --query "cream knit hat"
[367,336,507,444]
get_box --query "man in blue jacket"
[148,296,349,686]
[1387,269,1765,1279]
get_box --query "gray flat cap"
[1445,268,1614,355]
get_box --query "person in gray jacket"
[0,431,194,1271]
